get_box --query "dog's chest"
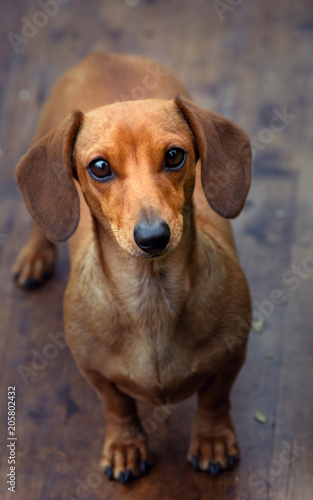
[110,266,189,364]
[67,248,227,404]
[98,268,220,402]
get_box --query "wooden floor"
[0,1,312,499]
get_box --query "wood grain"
[0,0,312,498]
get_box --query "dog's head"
[15,97,251,257]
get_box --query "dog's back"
[33,53,190,141]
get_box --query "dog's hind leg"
[12,222,56,289]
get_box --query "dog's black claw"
[43,271,53,281]
[23,278,41,289]
[209,463,219,475]
[124,469,132,483]
[118,471,125,484]
[104,466,113,481]
[228,455,236,470]
[192,455,198,471]
[13,272,19,281]
[215,462,222,475]
[141,460,149,475]
[24,279,37,289]
[19,272,53,290]
[208,462,222,475]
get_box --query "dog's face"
[74,100,196,257]
[15,97,251,249]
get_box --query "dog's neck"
[92,205,198,318]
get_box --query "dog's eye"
[164,148,186,171]
[88,158,113,182]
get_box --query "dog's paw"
[12,240,56,289]
[187,418,239,474]
[100,422,149,484]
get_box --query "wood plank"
[0,0,312,499]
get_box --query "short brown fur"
[13,52,252,481]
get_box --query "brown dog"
[13,52,251,483]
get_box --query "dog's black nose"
[134,220,171,254]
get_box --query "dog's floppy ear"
[175,96,251,218]
[15,111,83,242]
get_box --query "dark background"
[0,1,312,499]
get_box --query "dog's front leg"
[83,368,148,483]
[187,353,245,475]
